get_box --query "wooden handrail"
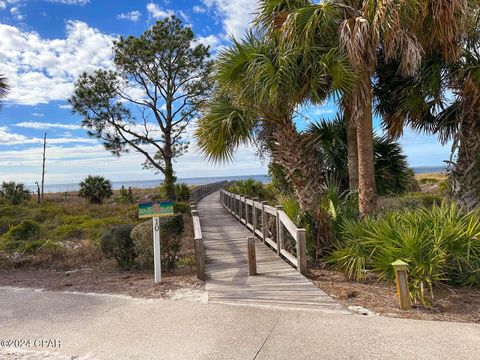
[189,181,230,204]
[219,188,307,274]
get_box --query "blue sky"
[0,0,450,185]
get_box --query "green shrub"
[328,202,480,305]
[0,182,30,205]
[2,219,41,242]
[100,224,136,270]
[79,175,113,204]
[130,215,184,271]
[228,178,274,201]
[173,202,190,214]
[419,177,440,185]
[116,186,134,204]
[378,192,443,212]
[175,183,191,202]
[1,219,42,252]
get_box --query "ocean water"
[29,166,446,194]
[33,174,271,194]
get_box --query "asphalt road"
[1,287,479,360]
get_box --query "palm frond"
[195,94,257,163]
[0,74,10,108]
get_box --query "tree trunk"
[344,99,359,191]
[357,78,377,216]
[163,151,176,200]
[452,114,480,210]
[271,119,331,260]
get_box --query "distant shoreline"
[26,166,445,194]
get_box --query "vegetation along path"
[197,191,349,313]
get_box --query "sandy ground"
[310,268,480,323]
[1,287,480,360]
[0,267,205,301]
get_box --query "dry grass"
[0,187,195,271]
[415,172,447,182]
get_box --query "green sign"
[138,201,174,219]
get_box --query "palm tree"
[196,32,354,250]
[375,7,480,209]
[0,182,31,205]
[78,175,113,204]
[272,0,468,215]
[307,116,416,195]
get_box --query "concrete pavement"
[1,287,479,359]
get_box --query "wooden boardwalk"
[197,192,350,313]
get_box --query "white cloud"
[0,140,267,184]
[32,113,44,117]
[0,21,114,105]
[192,5,205,13]
[0,1,6,10]
[203,0,258,38]
[46,0,89,4]
[15,121,81,130]
[146,2,173,19]
[10,6,23,20]
[195,35,220,51]
[0,126,94,145]
[397,127,451,167]
[117,10,141,22]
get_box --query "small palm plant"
[0,182,31,205]
[79,176,113,204]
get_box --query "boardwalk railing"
[191,208,205,280]
[190,181,230,204]
[220,188,306,274]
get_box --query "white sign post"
[138,201,173,284]
[153,217,161,283]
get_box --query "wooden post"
[245,196,250,227]
[252,197,258,234]
[392,260,411,310]
[247,237,257,275]
[261,201,267,242]
[242,195,246,224]
[236,195,240,218]
[296,229,307,275]
[195,238,205,281]
[275,205,284,255]
[41,132,46,202]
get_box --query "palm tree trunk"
[357,78,377,216]
[344,99,359,191]
[271,119,332,260]
[453,114,480,210]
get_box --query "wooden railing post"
[252,197,258,234]
[296,229,307,275]
[195,238,205,281]
[247,237,257,275]
[243,195,247,225]
[236,195,240,218]
[275,205,284,256]
[261,201,268,242]
[392,260,411,310]
[245,196,250,228]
